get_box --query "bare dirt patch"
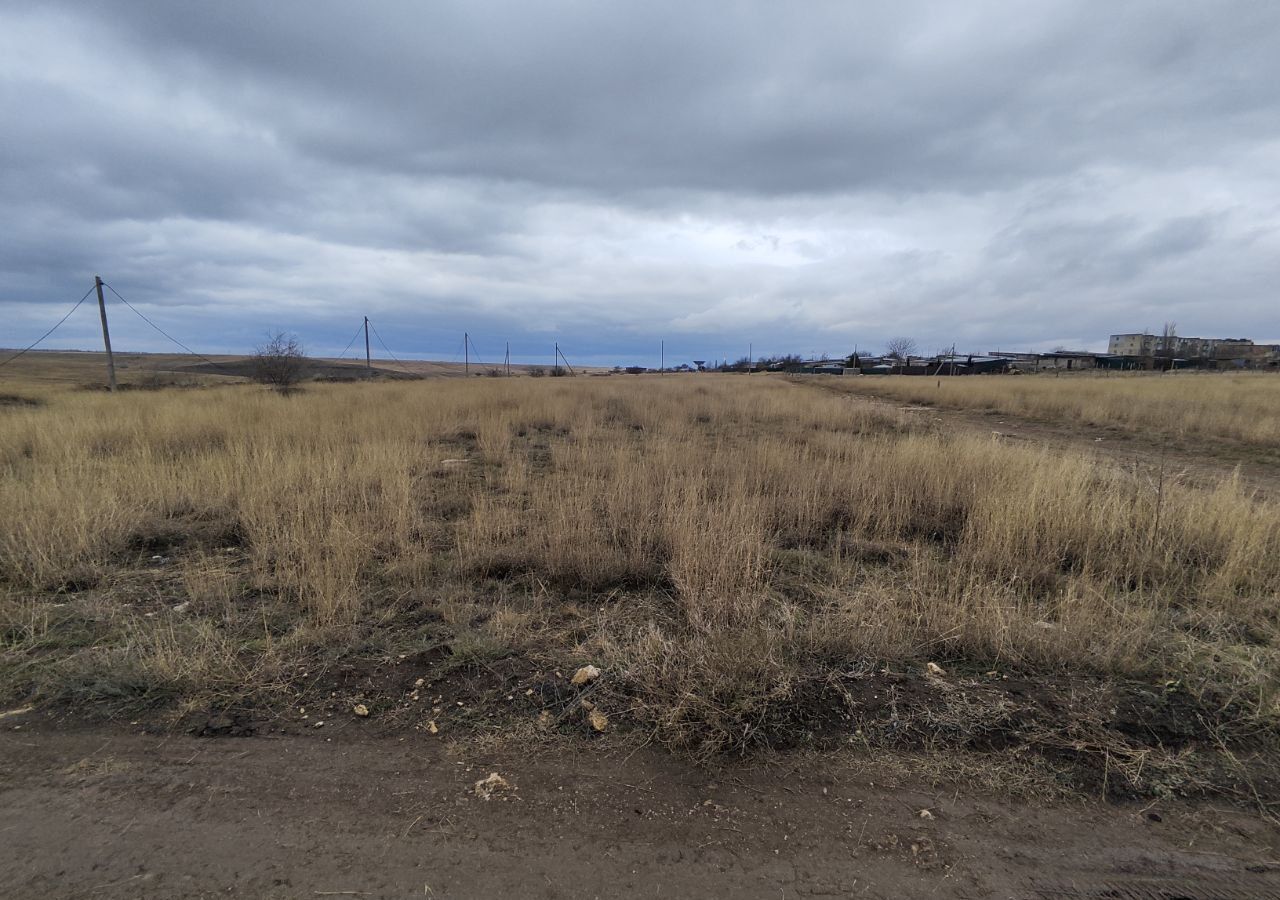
[160,642,1279,805]
[2,719,1279,899]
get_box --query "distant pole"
[554,342,558,371]
[505,341,510,376]
[465,332,469,375]
[749,342,753,372]
[556,344,576,376]
[94,275,117,392]
[660,340,664,374]
[363,316,371,369]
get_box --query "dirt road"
[805,378,1280,499]
[3,721,1279,899]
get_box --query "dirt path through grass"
[3,722,1280,899]
[802,377,1280,499]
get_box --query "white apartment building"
[1108,333,1259,359]
[1107,333,1158,355]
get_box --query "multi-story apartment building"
[1108,333,1267,360]
[1107,333,1158,356]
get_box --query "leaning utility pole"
[505,341,510,376]
[363,316,371,370]
[94,275,117,392]
[555,343,575,376]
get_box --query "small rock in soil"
[571,665,601,686]
[474,772,513,800]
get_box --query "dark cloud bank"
[3,1,1278,365]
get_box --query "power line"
[366,321,403,365]
[555,343,576,376]
[0,284,96,368]
[466,333,486,366]
[335,321,365,360]
[101,281,238,375]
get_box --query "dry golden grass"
[825,371,1280,447]
[1,374,1278,769]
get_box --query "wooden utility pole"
[660,340,664,374]
[505,341,510,376]
[94,275,117,392]
[364,317,371,370]
[555,344,575,376]
[464,332,469,375]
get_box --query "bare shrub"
[252,332,308,392]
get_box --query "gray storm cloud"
[2,1,1278,362]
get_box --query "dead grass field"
[825,370,1280,449]
[2,373,1278,797]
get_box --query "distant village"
[619,332,1280,376]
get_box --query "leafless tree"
[884,337,918,362]
[252,332,308,392]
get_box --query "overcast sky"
[3,1,1278,365]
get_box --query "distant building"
[1109,333,1262,359]
[988,350,1105,372]
[1207,339,1255,360]
[1108,333,1159,356]
[1036,351,1103,371]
